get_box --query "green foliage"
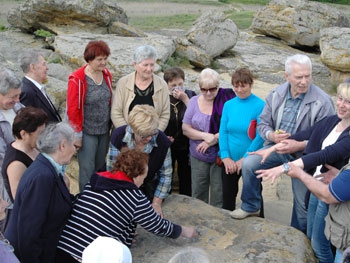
[129,14,200,31]
[226,10,256,29]
[0,25,6,32]
[311,0,350,3]
[219,0,269,4]
[49,58,62,64]
[162,53,191,71]
[34,29,53,37]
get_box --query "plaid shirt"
[106,125,172,199]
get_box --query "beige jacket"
[111,72,170,131]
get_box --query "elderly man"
[285,163,350,263]
[230,54,335,234]
[18,50,61,123]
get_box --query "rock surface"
[130,194,316,263]
[251,0,350,47]
[7,0,128,34]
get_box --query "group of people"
[0,38,349,263]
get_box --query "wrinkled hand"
[256,165,283,184]
[196,141,209,154]
[222,158,237,174]
[249,146,276,164]
[276,139,305,154]
[180,226,198,239]
[269,129,290,143]
[286,162,305,179]
[152,203,164,218]
[315,164,339,185]
[202,132,217,146]
[235,158,243,175]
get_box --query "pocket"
[325,214,348,251]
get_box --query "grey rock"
[186,10,239,57]
[251,0,350,47]
[320,27,350,83]
[7,0,128,35]
[175,38,213,68]
[53,32,176,80]
[130,194,316,263]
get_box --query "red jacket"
[66,65,113,134]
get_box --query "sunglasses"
[200,86,218,93]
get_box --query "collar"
[42,153,66,175]
[98,171,133,183]
[25,76,44,91]
[287,85,305,101]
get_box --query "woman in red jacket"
[66,40,113,192]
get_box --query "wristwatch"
[283,163,290,175]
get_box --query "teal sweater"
[219,94,265,161]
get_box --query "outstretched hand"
[255,165,283,184]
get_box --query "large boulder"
[53,32,176,81]
[251,0,350,47]
[7,0,128,35]
[320,27,350,84]
[177,10,239,68]
[130,194,316,263]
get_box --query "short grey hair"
[199,68,220,89]
[18,50,42,74]
[168,248,210,263]
[133,45,157,64]
[36,122,75,154]
[0,67,22,95]
[285,54,312,75]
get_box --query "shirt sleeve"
[329,169,350,202]
[106,143,120,171]
[154,148,173,199]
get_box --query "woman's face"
[133,165,148,188]
[88,55,108,72]
[336,94,350,120]
[134,130,158,145]
[0,88,21,110]
[59,139,77,165]
[233,82,252,99]
[133,58,155,80]
[200,84,219,101]
[22,124,46,148]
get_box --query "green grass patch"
[0,25,6,32]
[129,14,200,31]
[226,10,256,29]
[219,0,269,4]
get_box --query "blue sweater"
[219,94,265,161]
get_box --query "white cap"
[82,236,132,263]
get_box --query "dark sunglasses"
[200,86,218,93]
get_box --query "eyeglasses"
[200,86,218,93]
[337,95,350,106]
[138,130,159,139]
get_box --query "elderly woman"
[111,45,170,131]
[107,104,172,217]
[2,107,47,227]
[66,40,113,191]
[0,68,23,231]
[182,68,235,208]
[56,148,197,262]
[5,122,76,263]
[219,68,265,211]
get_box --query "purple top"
[183,95,218,163]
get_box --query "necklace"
[86,66,103,85]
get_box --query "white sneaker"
[230,208,260,219]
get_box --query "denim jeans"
[334,249,342,263]
[190,156,223,208]
[78,132,110,191]
[307,193,333,263]
[240,145,308,233]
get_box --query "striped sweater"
[57,172,181,259]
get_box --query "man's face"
[285,63,312,98]
[31,55,48,84]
